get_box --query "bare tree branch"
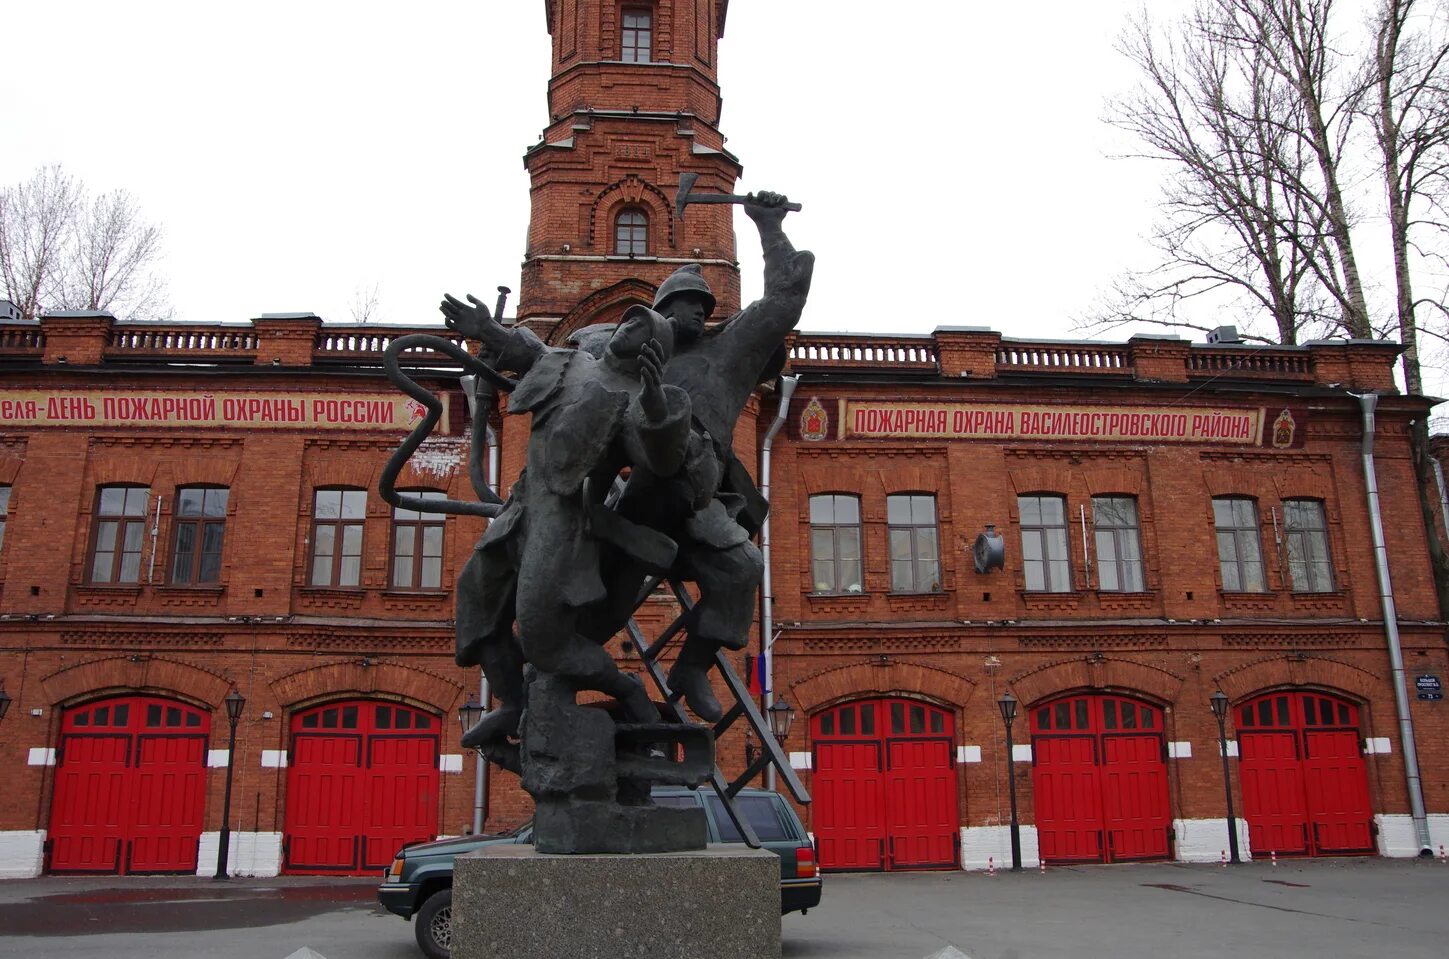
[0,165,169,321]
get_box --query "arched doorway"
[811,697,958,871]
[1236,690,1373,856]
[283,699,441,875]
[49,695,211,873]
[1030,693,1171,863]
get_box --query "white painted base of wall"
[1173,818,1252,862]
[0,831,45,878]
[195,831,283,877]
[959,825,1039,870]
[1374,814,1449,858]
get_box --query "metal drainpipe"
[474,422,499,835]
[760,375,799,792]
[1356,392,1432,854]
[461,375,499,836]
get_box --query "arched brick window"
[810,494,862,594]
[391,489,446,590]
[614,207,648,255]
[89,485,150,584]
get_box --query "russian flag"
[745,654,768,696]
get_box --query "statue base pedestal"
[451,842,781,959]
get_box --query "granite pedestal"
[451,843,781,959]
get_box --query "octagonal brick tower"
[519,0,744,338]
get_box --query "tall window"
[1093,495,1144,592]
[0,485,9,553]
[311,488,367,587]
[1283,499,1334,593]
[392,491,446,590]
[170,487,229,585]
[90,485,149,584]
[810,494,862,594]
[1019,494,1071,592]
[1213,497,1266,592]
[615,208,648,255]
[887,493,940,592]
[621,7,652,62]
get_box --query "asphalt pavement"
[0,858,1444,958]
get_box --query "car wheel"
[414,887,453,959]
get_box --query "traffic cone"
[1221,849,1227,868]
[1039,856,1046,874]
[1439,844,1445,864]
[987,856,995,876]
[1271,849,1278,867]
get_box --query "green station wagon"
[378,787,822,959]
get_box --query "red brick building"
[1,0,1445,878]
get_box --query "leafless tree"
[1096,0,1374,343]
[0,165,80,319]
[348,282,383,324]
[1366,0,1449,612]
[1103,0,1449,614]
[0,165,169,320]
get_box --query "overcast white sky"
[1,1,1189,340]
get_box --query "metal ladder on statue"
[624,577,810,849]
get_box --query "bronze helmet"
[652,264,716,318]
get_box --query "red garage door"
[1237,691,1373,857]
[1031,694,1171,864]
[812,698,957,871]
[49,696,210,874]
[283,700,440,875]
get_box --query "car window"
[706,795,795,843]
[652,795,698,810]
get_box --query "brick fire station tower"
[518,0,744,335]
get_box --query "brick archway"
[1008,656,1184,707]
[1212,654,1381,704]
[550,278,658,347]
[269,659,463,714]
[789,659,976,714]
[40,655,232,710]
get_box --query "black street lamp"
[997,691,1022,872]
[459,695,484,741]
[766,699,795,745]
[215,688,245,880]
[1209,690,1241,864]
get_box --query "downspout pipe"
[760,375,799,792]
[461,376,500,836]
[1356,392,1432,855]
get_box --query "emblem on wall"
[1271,408,1296,448]
[800,396,829,442]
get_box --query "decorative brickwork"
[40,655,232,709]
[1007,656,1185,707]
[1213,654,1382,703]
[268,659,463,713]
[790,659,977,713]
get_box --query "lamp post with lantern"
[1209,690,1241,864]
[214,688,246,879]
[998,691,1022,871]
[459,696,485,834]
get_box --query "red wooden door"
[813,741,885,870]
[1239,730,1309,855]
[1237,692,1372,857]
[49,697,210,874]
[1032,735,1101,861]
[811,698,957,871]
[886,738,956,868]
[1030,694,1170,865]
[1101,735,1170,860]
[283,701,439,875]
